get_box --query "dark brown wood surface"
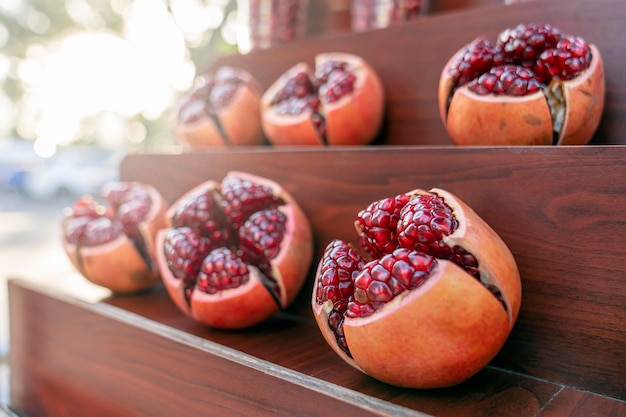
[8,1,626,416]
[9,145,626,414]
[117,146,626,402]
[210,0,625,146]
[9,145,626,416]
[9,276,626,417]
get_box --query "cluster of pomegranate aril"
[269,59,357,143]
[162,176,288,306]
[536,36,591,82]
[196,247,250,295]
[355,193,410,259]
[316,239,365,354]
[467,64,545,96]
[64,184,153,260]
[316,191,506,357]
[347,249,437,318]
[449,37,505,90]
[179,73,243,124]
[220,175,285,230]
[177,71,245,144]
[162,226,215,302]
[171,188,234,247]
[449,23,593,97]
[498,22,563,65]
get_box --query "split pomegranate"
[438,23,605,146]
[156,171,313,329]
[62,182,168,293]
[261,52,385,146]
[175,66,265,148]
[312,188,522,389]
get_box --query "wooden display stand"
[8,0,626,416]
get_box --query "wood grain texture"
[208,0,625,146]
[9,281,422,417]
[9,279,567,417]
[9,1,626,415]
[118,145,626,400]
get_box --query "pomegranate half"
[62,181,168,293]
[175,66,265,148]
[261,52,385,146]
[438,23,605,146]
[156,171,313,329]
[312,188,522,389]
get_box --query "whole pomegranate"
[312,188,522,389]
[156,171,313,329]
[438,23,605,146]
[62,182,168,293]
[261,52,385,146]
[175,66,265,148]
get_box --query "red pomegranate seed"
[536,36,592,82]
[178,74,244,124]
[498,23,563,64]
[320,70,356,104]
[271,71,316,106]
[163,226,214,301]
[356,193,410,258]
[347,248,437,318]
[449,37,505,89]
[468,64,545,96]
[65,216,123,246]
[172,188,234,247]
[239,208,287,268]
[397,193,458,257]
[196,247,250,294]
[220,176,285,230]
[450,23,592,98]
[270,59,358,144]
[315,240,365,354]
[396,193,484,277]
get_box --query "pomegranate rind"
[439,38,605,146]
[261,63,323,146]
[157,171,313,329]
[343,261,511,389]
[261,53,385,146]
[225,171,313,307]
[556,44,605,145]
[190,268,279,329]
[164,179,221,227]
[426,187,522,325]
[64,235,160,294]
[157,231,282,329]
[311,187,522,389]
[445,88,553,145]
[175,67,264,148]
[62,183,167,294]
[317,52,385,146]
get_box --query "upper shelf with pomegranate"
[196,0,624,147]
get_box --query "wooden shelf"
[8,0,626,415]
[211,0,626,146]
[9,146,626,416]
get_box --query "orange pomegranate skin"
[438,40,605,146]
[157,172,313,329]
[175,67,265,149]
[312,188,521,389]
[261,52,385,146]
[62,183,168,294]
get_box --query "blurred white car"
[22,149,120,199]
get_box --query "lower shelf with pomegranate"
[9,146,626,416]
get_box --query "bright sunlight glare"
[24,0,199,156]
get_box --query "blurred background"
[0,0,354,404]
[0,0,251,404]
